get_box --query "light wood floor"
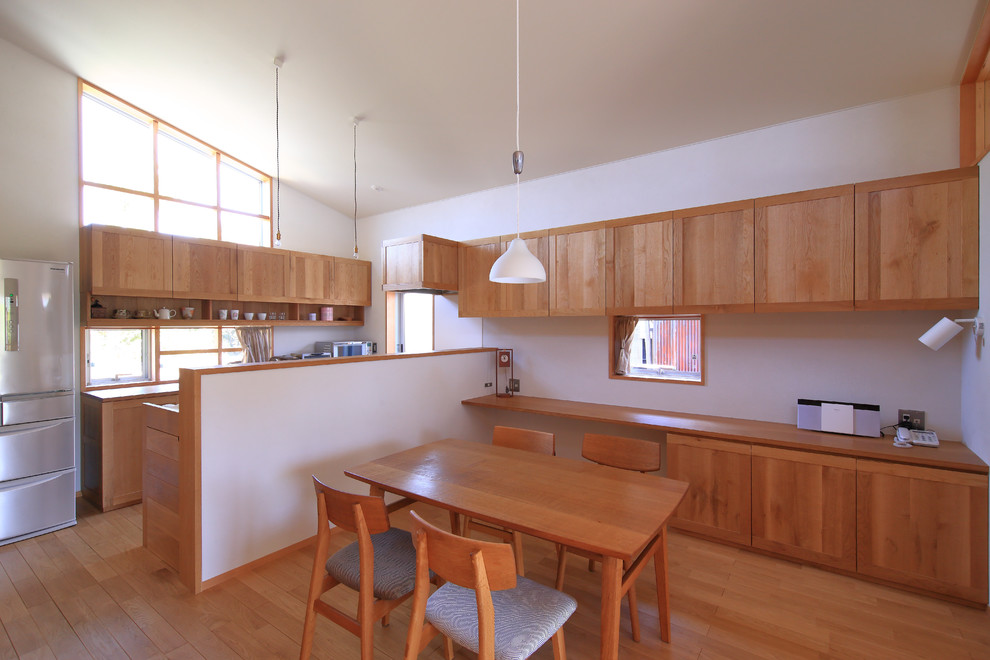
[1,498,988,659]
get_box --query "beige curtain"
[614,316,638,375]
[235,327,273,364]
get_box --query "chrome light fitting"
[490,0,546,284]
[918,316,985,351]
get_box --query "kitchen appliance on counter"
[325,341,373,357]
[0,259,76,546]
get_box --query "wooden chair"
[404,510,576,660]
[300,476,418,660]
[462,426,555,575]
[555,433,661,643]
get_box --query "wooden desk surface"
[462,395,988,474]
[345,438,688,563]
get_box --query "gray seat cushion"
[425,576,577,660]
[325,527,417,601]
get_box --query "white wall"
[198,351,493,582]
[361,87,970,437]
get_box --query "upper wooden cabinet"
[550,222,606,316]
[857,459,988,604]
[458,238,501,317]
[854,167,979,310]
[755,186,854,312]
[81,225,172,297]
[499,231,550,317]
[382,234,459,292]
[236,245,294,302]
[172,236,238,300]
[606,212,673,315]
[291,251,333,302]
[673,200,755,313]
[751,446,856,571]
[332,257,372,307]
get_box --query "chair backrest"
[581,433,661,472]
[312,475,391,536]
[409,510,517,592]
[492,425,556,456]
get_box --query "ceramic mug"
[181,307,195,319]
[230,310,240,320]
[244,312,255,320]
[257,312,267,320]
[218,309,228,320]
[154,307,176,319]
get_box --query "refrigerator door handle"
[0,419,63,436]
[3,277,18,352]
[0,471,62,495]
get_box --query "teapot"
[154,307,177,320]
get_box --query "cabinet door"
[854,167,979,310]
[292,251,333,302]
[672,201,754,313]
[458,238,501,317]
[82,225,172,297]
[236,245,294,302]
[606,213,673,315]
[499,231,549,317]
[751,446,856,570]
[857,459,988,603]
[172,237,238,299]
[667,434,751,545]
[332,257,372,306]
[755,186,854,312]
[550,223,606,316]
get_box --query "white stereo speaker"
[797,399,881,437]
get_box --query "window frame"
[608,315,706,385]
[78,80,273,245]
[385,291,435,354]
[83,325,257,390]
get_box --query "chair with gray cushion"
[404,510,576,660]
[300,476,417,660]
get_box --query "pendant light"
[489,0,546,284]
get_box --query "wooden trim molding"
[960,4,990,166]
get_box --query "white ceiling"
[0,0,985,218]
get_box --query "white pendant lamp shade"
[490,238,546,283]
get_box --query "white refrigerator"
[0,258,76,546]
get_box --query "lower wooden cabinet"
[751,446,856,570]
[667,434,751,545]
[143,403,182,571]
[857,460,988,603]
[81,389,178,512]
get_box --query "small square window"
[612,316,704,384]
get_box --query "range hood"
[381,234,459,294]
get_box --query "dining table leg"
[654,525,671,643]
[599,555,622,660]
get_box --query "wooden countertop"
[82,383,180,401]
[461,395,988,474]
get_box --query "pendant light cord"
[353,119,359,258]
[275,61,281,244]
[514,0,521,239]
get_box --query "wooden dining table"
[344,438,689,660]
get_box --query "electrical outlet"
[484,382,493,388]
[509,378,520,392]
[898,409,926,430]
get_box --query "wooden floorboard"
[0,497,988,659]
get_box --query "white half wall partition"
[192,349,495,585]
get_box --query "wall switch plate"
[898,409,926,430]
[371,342,378,354]
[509,378,520,392]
